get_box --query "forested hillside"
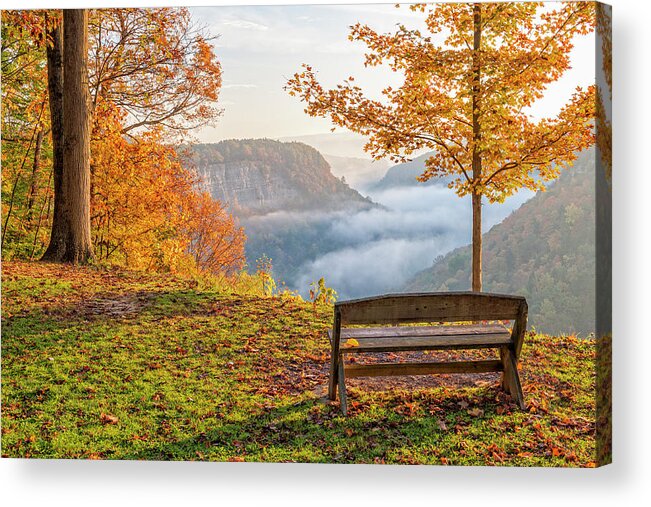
[405,149,596,336]
[371,152,435,190]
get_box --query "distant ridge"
[370,151,455,191]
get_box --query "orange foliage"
[91,99,245,274]
[2,8,242,275]
[88,8,222,138]
[180,191,246,276]
[286,2,596,204]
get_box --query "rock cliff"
[185,139,376,217]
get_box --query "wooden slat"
[339,331,512,354]
[328,324,510,344]
[345,360,503,378]
[336,292,525,325]
[340,323,509,339]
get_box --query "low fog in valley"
[244,175,534,299]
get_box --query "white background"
[1,1,649,505]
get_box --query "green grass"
[1,261,597,465]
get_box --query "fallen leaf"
[496,405,510,415]
[100,413,119,425]
[343,338,359,348]
[467,407,484,417]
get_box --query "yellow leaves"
[91,103,244,277]
[286,1,596,207]
[343,338,359,348]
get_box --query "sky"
[190,3,596,148]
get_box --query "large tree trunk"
[471,3,483,292]
[62,9,93,263]
[41,17,66,261]
[43,10,94,263]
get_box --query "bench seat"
[328,323,511,353]
[327,293,529,415]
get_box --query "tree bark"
[43,10,94,264]
[471,3,483,292]
[41,17,66,261]
[62,9,93,263]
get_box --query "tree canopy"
[287,2,596,290]
[1,8,244,275]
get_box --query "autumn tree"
[287,2,596,291]
[1,10,51,254]
[53,9,94,263]
[89,105,245,274]
[181,191,246,276]
[2,8,244,276]
[87,8,222,137]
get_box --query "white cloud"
[222,84,259,89]
[222,19,269,31]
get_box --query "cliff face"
[186,139,375,217]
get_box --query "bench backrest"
[332,292,528,358]
[335,292,526,325]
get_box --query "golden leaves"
[286,2,596,205]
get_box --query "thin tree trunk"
[41,16,66,261]
[31,171,53,260]
[471,192,482,291]
[26,128,44,223]
[60,9,93,263]
[1,104,46,249]
[471,3,483,292]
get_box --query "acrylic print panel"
[0,2,611,466]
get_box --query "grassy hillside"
[2,261,597,466]
[405,149,596,336]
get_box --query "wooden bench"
[327,292,528,415]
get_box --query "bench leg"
[500,346,526,410]
[338,359,348,416]
[328,346,339,401]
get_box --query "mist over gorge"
[187,139,533,299]
[246,184,532,299]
